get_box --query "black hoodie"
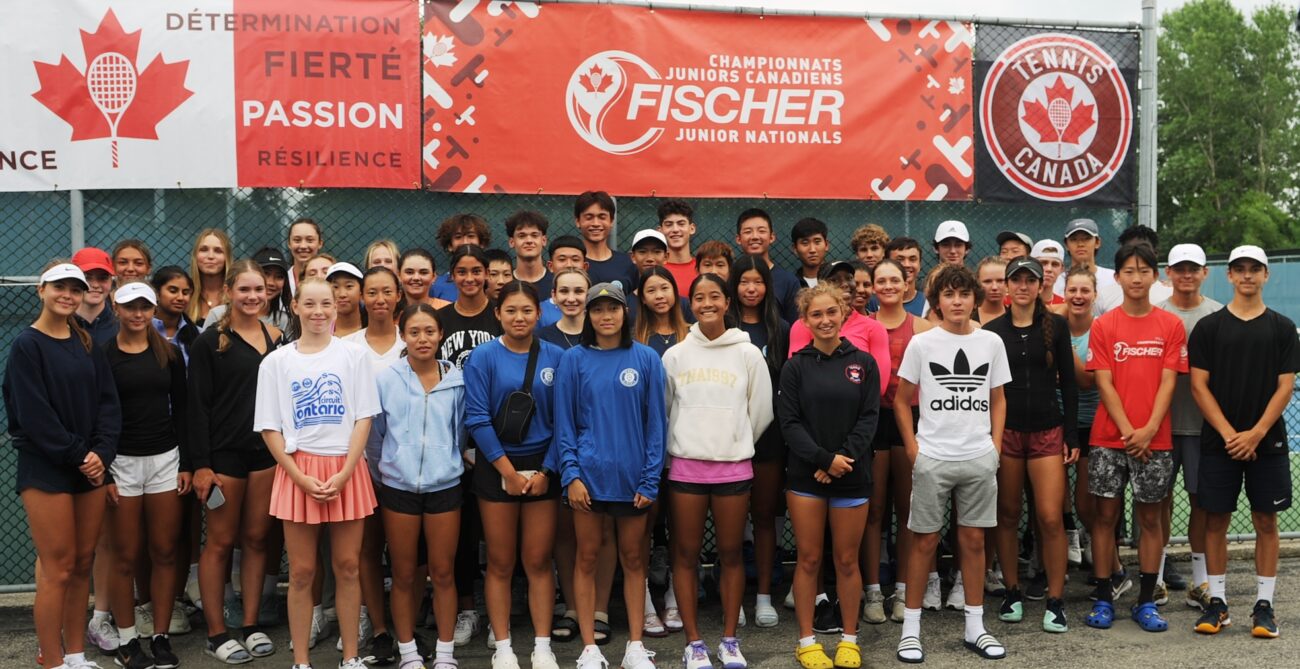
[778,338,880,497]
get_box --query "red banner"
[421,3,974,200]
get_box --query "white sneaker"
[85,615,119,653]
[736,607,746,628]
[530,647,560,669]
[491,648,521,669]
[310,606,331,648]
[337,610,374,651]
[922,574,942,611]
[783,589,796,610]
[1066,529,1083,566]
[486,625,499,650]
[862,589,887,624]
[945,573,965,610]
[888,592,906,622]
[577,645,609,669]
[453,610,480,647]
[717,637,746,668]
[683,640,712,669]
[185,578,203,611]
[984,568,1006,596]
[619,641,656,669]
[663,607,683,632]
[169,599,193,634]
[754,600,778,628]
[340,657,368,669]
[135,602,155,637]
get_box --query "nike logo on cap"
[1274,498,1288,506]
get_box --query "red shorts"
[1002,426,1065,459]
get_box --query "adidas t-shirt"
[898,327,1011,461]
[254,338,381,457]
[1085,306,1188,451]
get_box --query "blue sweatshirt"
[463,337,564,471]
[555,342,667,502]
[368,358,466,494]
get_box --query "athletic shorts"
[473,450,560,503]
[1197,450,1292,514]
[1087,447,1173,504]
[568,499,650,517]
[669,479,751,496]
[378,482,461,516]
[787,489,868,508]
[1076,425,1092,459]
[908,449,999,533]
[208,447,276,478]
[1172,435,1201,495]
[15,449,99,495]
[1002,426,1065,459]
[110,448,180,497]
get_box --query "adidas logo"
[928,349,990,393]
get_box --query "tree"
[1157,0,1300,252]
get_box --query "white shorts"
[110,448,180,497]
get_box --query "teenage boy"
[483,248,515,302]
[1155,244,1221,609]
[1030,240,1067,306]
[540,235,589,327]
[996,231,1032,260]
[575,190,638,292]
[658,200,698,291]
[933,220,972,267]
[850,224,890,270]
[895,264,1011,663]
[791,217,830,288]
[630,229,669,274]
[506,210,552,295]
[693,241,734,281]
[885,237,927,317]
[72,246,119,344]
[735,208,800,322]
[1055,218,1115,297]
[1190,245,1299,638]
[1095,225,1172,313]
[431,213,492,301]
[1084,242,1187,633]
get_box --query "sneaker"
[999,587,1024,623]
[1186,582,1211,611]
[649,546,670,588]
[151,635,180,669]
[257,591,282,627]
[86,615,119,655]
[812,598,842,634]
[619,641,655,669]
[682,640,711,669]
[530,647,560,669]
[1111,571,1133,601]
[135,602,155,637]
[663,607,683,632]
[984,569,1006,597]
[1252,600,1279,639]
[717,638,746,669]
[1025,571,1047,602]
[337,611,375,651]
[453,611,480,647]
[486,625,498,650]
[576,645,608,669]
[168,600,192,635]
[1164,559,1188,591]
[491,649,521,669]
[643,611,667,638]
[754,599,779,628]
[736,608,746,628]
[1043,597,1069,633]
[1066,530,1083,566]
[861,589,887,624]
[1194,598,1231,634]
[66,658,106,669]
[340,657,368,669]
[1154,581,1169,607]
[114,637,153,669]
[372,631,397,665]
[185,578,203,611]
[945,573,965,610]
[783,589,796,610]
[922,574,942,611]
[311,606,331,649]
[888,592,906,623]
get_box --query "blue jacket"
[463,337,564,471]
[555,342,667,502]
[369,358,466,494]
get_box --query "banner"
[0,0,418,192]
[421,3,975,201]
[973,26,1138,205]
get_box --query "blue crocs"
[1086,601,1114,629]
[1131,602,1168,632]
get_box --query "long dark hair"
[726,254,788,370]
[580,297,632,349]
[397,303,443,358]
[633,266,688,344]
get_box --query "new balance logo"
[929,348,991,412]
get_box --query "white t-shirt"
[1054,265,1116,297]
[1095,280,1173,315]
[342,328,405,376]
[254,338,381,456]
[898,327,1012,461]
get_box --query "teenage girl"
[189,260,281,663]
[538,269,590,350]
[151,267,198,363]
[112,239,153,282]
[373,304,464,669]
[398,249,450,311]
[634,267,690,357]
[329,264,366,338]
[976,257,1008,324]
[780,283,880,669]
[851,261,873,315]
[555,283,667,669]
[187,229,232,327]
[365,240,400,272]
[5,262,120,669]
[663,273,773,669]
[255,278,380,669]
[286,218,324,296]
[104,283,188,669]
[464,282,566,669]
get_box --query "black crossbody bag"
[493,339,540,444]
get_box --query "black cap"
[817,260,856,281]
[1005,256,1044,280]
[996,230,1032,249]
[252,247,289,272]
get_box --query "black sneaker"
[370,631,397,665]
[1163,559,1188,591]
[151,635,180,669]
[1025,572,1048,601]
[1195,597,1231,635]
[114,637,153,669]
[1043,597,1068,633]
[1252,600,1279,638]
[998,587,1024,623]
[813,598,843,634]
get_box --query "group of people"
[6,190,1296,669]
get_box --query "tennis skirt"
[270,451,377,525]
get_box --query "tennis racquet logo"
[86,52,137,168]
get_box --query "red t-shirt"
[1085,306,1188,451]
[663,261,699,295]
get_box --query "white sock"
[1209,574,1227,603]
[963,605,986,643]
[1257,575,1276,604]
[798,635,816,648]
[901,608,921,639]
[894,582,907,596]
[495,637,512,653]
[755,594,772,608]
[643,581,656,615]
[841,633,857,644]
[436,639,455,660]
[397,639,419,662]
[664,575,678,609]
[815,592,829,605]
[867,583,882,594]
[1191,553,1207,585]
[117,625,137,644]
[91,609,111,623]
[263,574,278,597]
[534,637,551,653]
[1157,548,1167,584]
[63,653,86,667]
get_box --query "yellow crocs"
[796,642,834,669]
[834,640,862,669]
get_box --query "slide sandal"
[962,633,1005,660]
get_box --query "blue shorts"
[789,489,868,508]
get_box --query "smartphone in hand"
[206,485,226,510]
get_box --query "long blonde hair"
[187,228,233,322]
[215,259,266,353]
[364,239,400,268]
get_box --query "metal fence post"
[69,189,84,253]
[1138,0,1158,230]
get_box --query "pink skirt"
[270,451,377,525]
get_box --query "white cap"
[1167,243,1207,267]
[1228,245,1269,267]
[631,229,668,249]
[113,282,157,306]
[1030,239,1065,262]
[326,261,364,281]
[933,220,970,243]
[39,263,89,290]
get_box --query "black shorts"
[473,450,560,503]
[668,478,752,496]
[1197,450,1292,514]
[874,407,918,451]
[568,499,650,517]
[377,483,462,516]
[15,448,99,495]
[1076,425,1092,458]
[753,424,786,463]
[208,447,277,478]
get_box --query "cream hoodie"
[662,324,774,461]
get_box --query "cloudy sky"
[672,0,1290,23]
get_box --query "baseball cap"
[933,220,970,244]
[39,263,89,290]
[1005,256,1044,280]
[586,282,627,307]
[817,260,856,281]
[113,282,157,306]
[996,230,1033,249]
[253,247,290,273]
[326,261,364,282]
[1167,243,1207,267]
[631,229,668,250]
[1064,218,1100,239]
[1031,239,1065,262]
[1228,245,1269,267]
[72,247,114,276]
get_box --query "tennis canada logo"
[980,33,1132,201]
[32,9,194,168]
[928,349,990,411]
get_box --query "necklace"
[657,333,674,347]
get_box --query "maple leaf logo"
[580,65,612,95]
[1020,76,1096,158]
[32,9,193,168]
[423,34,457,68]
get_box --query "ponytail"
[145,323,177,368]
[1034,298,1055,367]
[68,315,92,353]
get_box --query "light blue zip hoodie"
[369,358,466,494]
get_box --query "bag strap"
[520,338,541,395]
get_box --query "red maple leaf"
[32,10,193,146]
[1020,76,1096,145]
[581,65,612,94]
